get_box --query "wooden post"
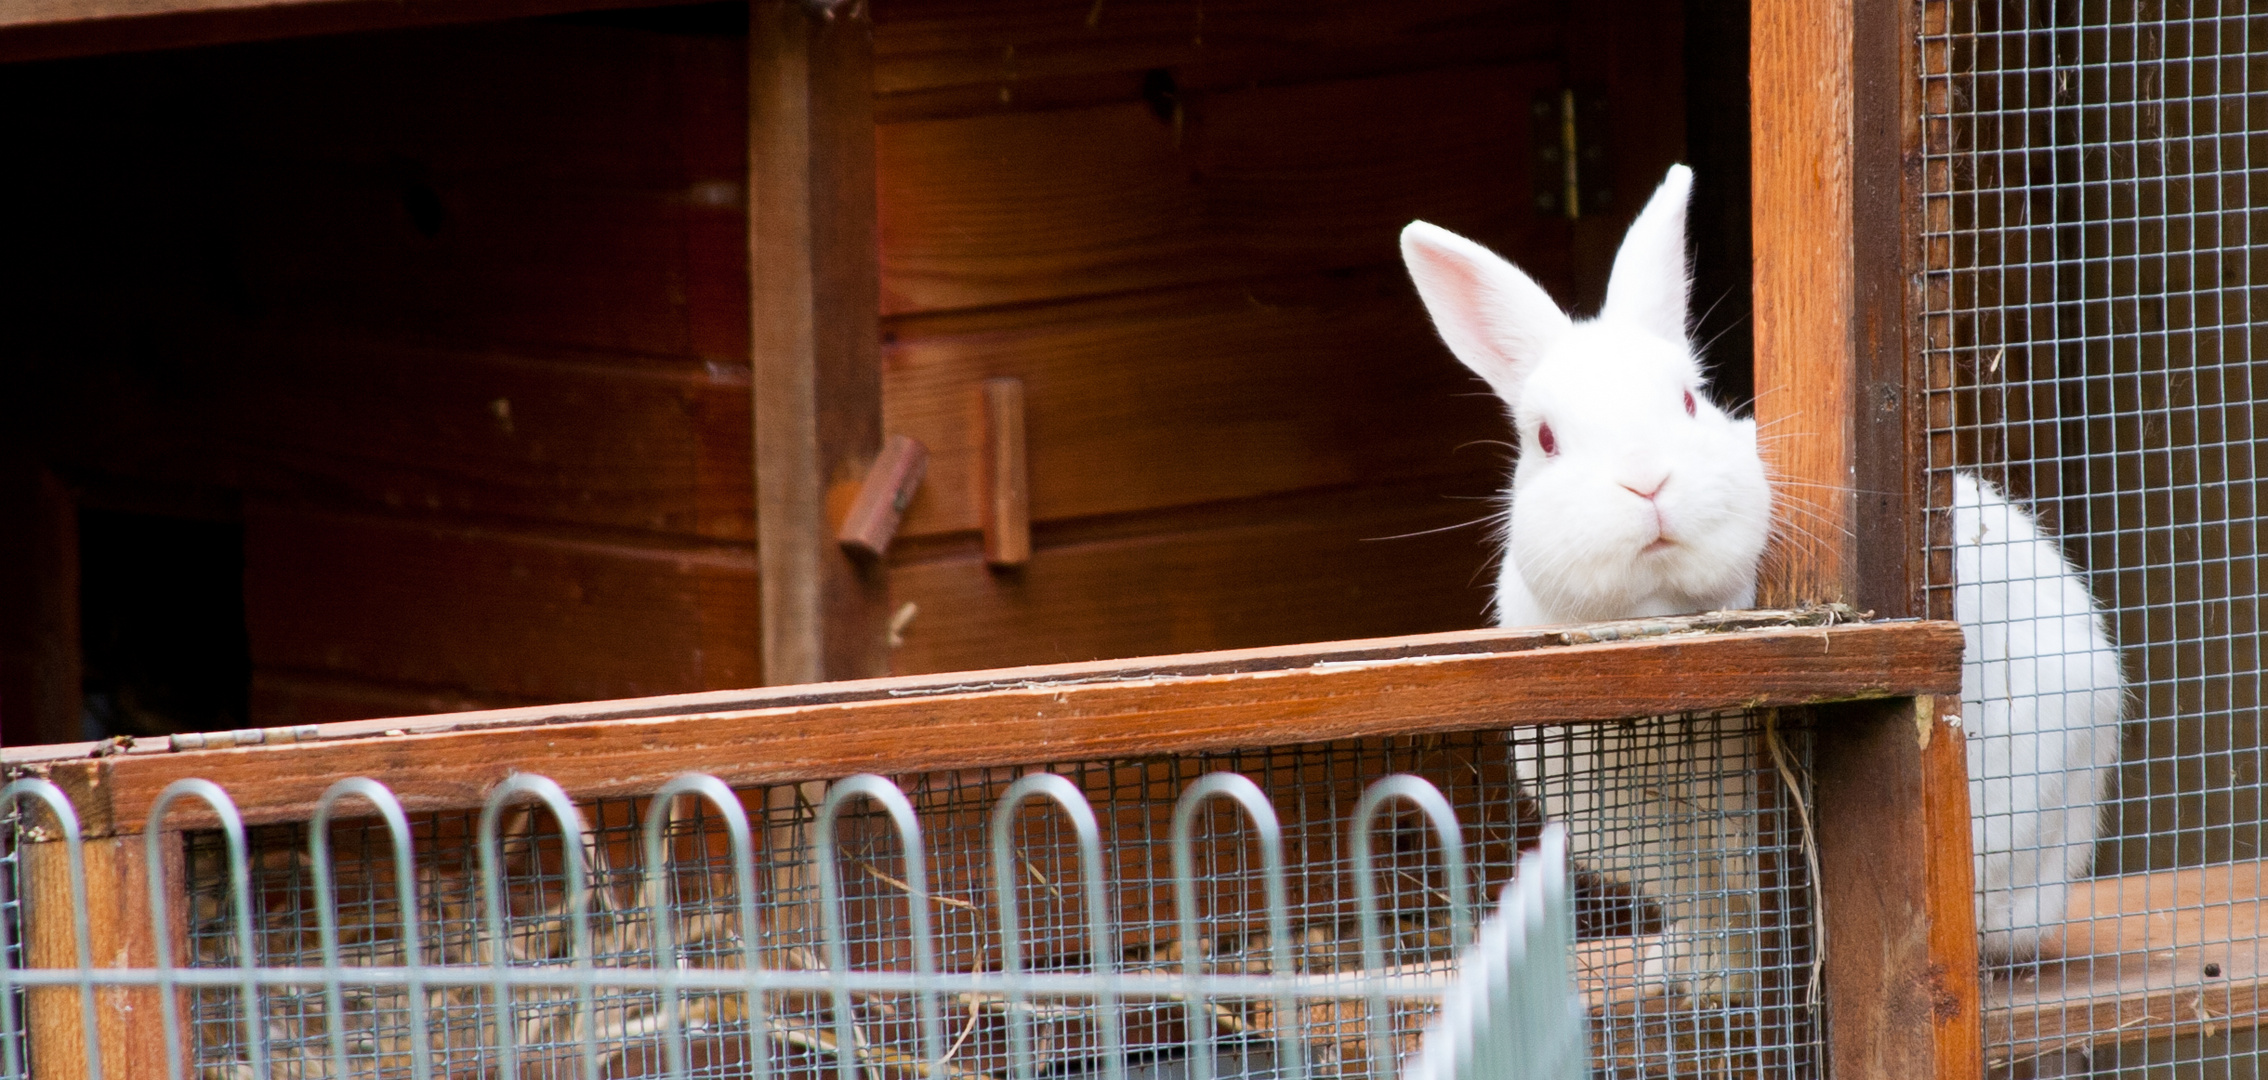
[1753,0,1974,1075]
[24,831,184,1080]
[1750,0,1927,620]
[749,0,890,687]
[1812,697,1981,1080]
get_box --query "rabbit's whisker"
[1361,512,1510,542]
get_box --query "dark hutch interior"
[0,0,1751,744]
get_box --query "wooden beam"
[0,0,699,64]
[1750,0,1853,608]
[1754,1,1974,1074]
[750,0,890,686]
[32,618,1963,836]
[1750,0,1924,618]
[24,832,183,1080]
[1846,0,1930,621]
[1813,694,1981,1080]
[1987,860,2268,1063]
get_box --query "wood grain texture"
[31,332,754,544]
[836,434,929,557]
[1813,695,1980,1080]
[1921,694,1986,1078]
[0,0,701,63]
[250,669,518,726]
[1849,0,1928,619]
[0,609,1941,754]
[23,833,182,1080]
[1988,860,2268,1060]
[880,269,1505,538]
[1,23,748,362]
[978,377,1030,566]
[41,620,1965,835]
[887,481,1499,674]
[874,61,1563,317]
[1750,0,1858,609]
[869,0,1565,121]
[0,20,762,737]
[0,10,762,726]
[242,505,760,707]
[751,0,891,685]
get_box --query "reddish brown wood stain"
[868,0,1690,674]
[42,621,1963,835]
[2,0,1694,721]
[2,21,756,728]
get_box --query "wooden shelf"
[6,612,1963,835]
[0,0,697,64]
[1987,860,2268,1064]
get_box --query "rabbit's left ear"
[1598,164,1695,346]
[1400,221,1572,407]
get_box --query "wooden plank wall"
[0,0,1692,731]
[866,0,1689,673]
[0,13,759,730]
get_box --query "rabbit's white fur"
[1400,165,2124,991]
[1953,471,2126,960]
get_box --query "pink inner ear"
[1419,247,1488,326]
[1411,241,1513,376]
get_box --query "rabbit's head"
[1400,165,1771,626]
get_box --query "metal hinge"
[1532,89,1612,219]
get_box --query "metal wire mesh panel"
[1920,0,2266,1073]
[147,720,1818,1079]
[1518,714,1819,1078]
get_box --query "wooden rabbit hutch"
[0,0,2262,1077]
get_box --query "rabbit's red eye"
[1536,423,1558,456]
[1683,389,1698,417]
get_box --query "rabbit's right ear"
[1400,221,1571,407]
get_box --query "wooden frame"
[13,618,1966,1079]
[35,618,1959,834]
[20,833,183,1080]
[750,0,892,686]
[1750,0,1977,1076]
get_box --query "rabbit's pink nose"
[1617,465,1670,501]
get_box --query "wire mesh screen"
[3,715,1818,1080]
[1919,0,2265,1074]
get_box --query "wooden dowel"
[836,435,928,558]
[979,377,1030,567]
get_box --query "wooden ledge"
[13,613,1962,836]
[0,0,700,65]
[1987,860,2268,1065]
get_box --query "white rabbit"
[1399,164,2124,994]
[1952,471,2125,961]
